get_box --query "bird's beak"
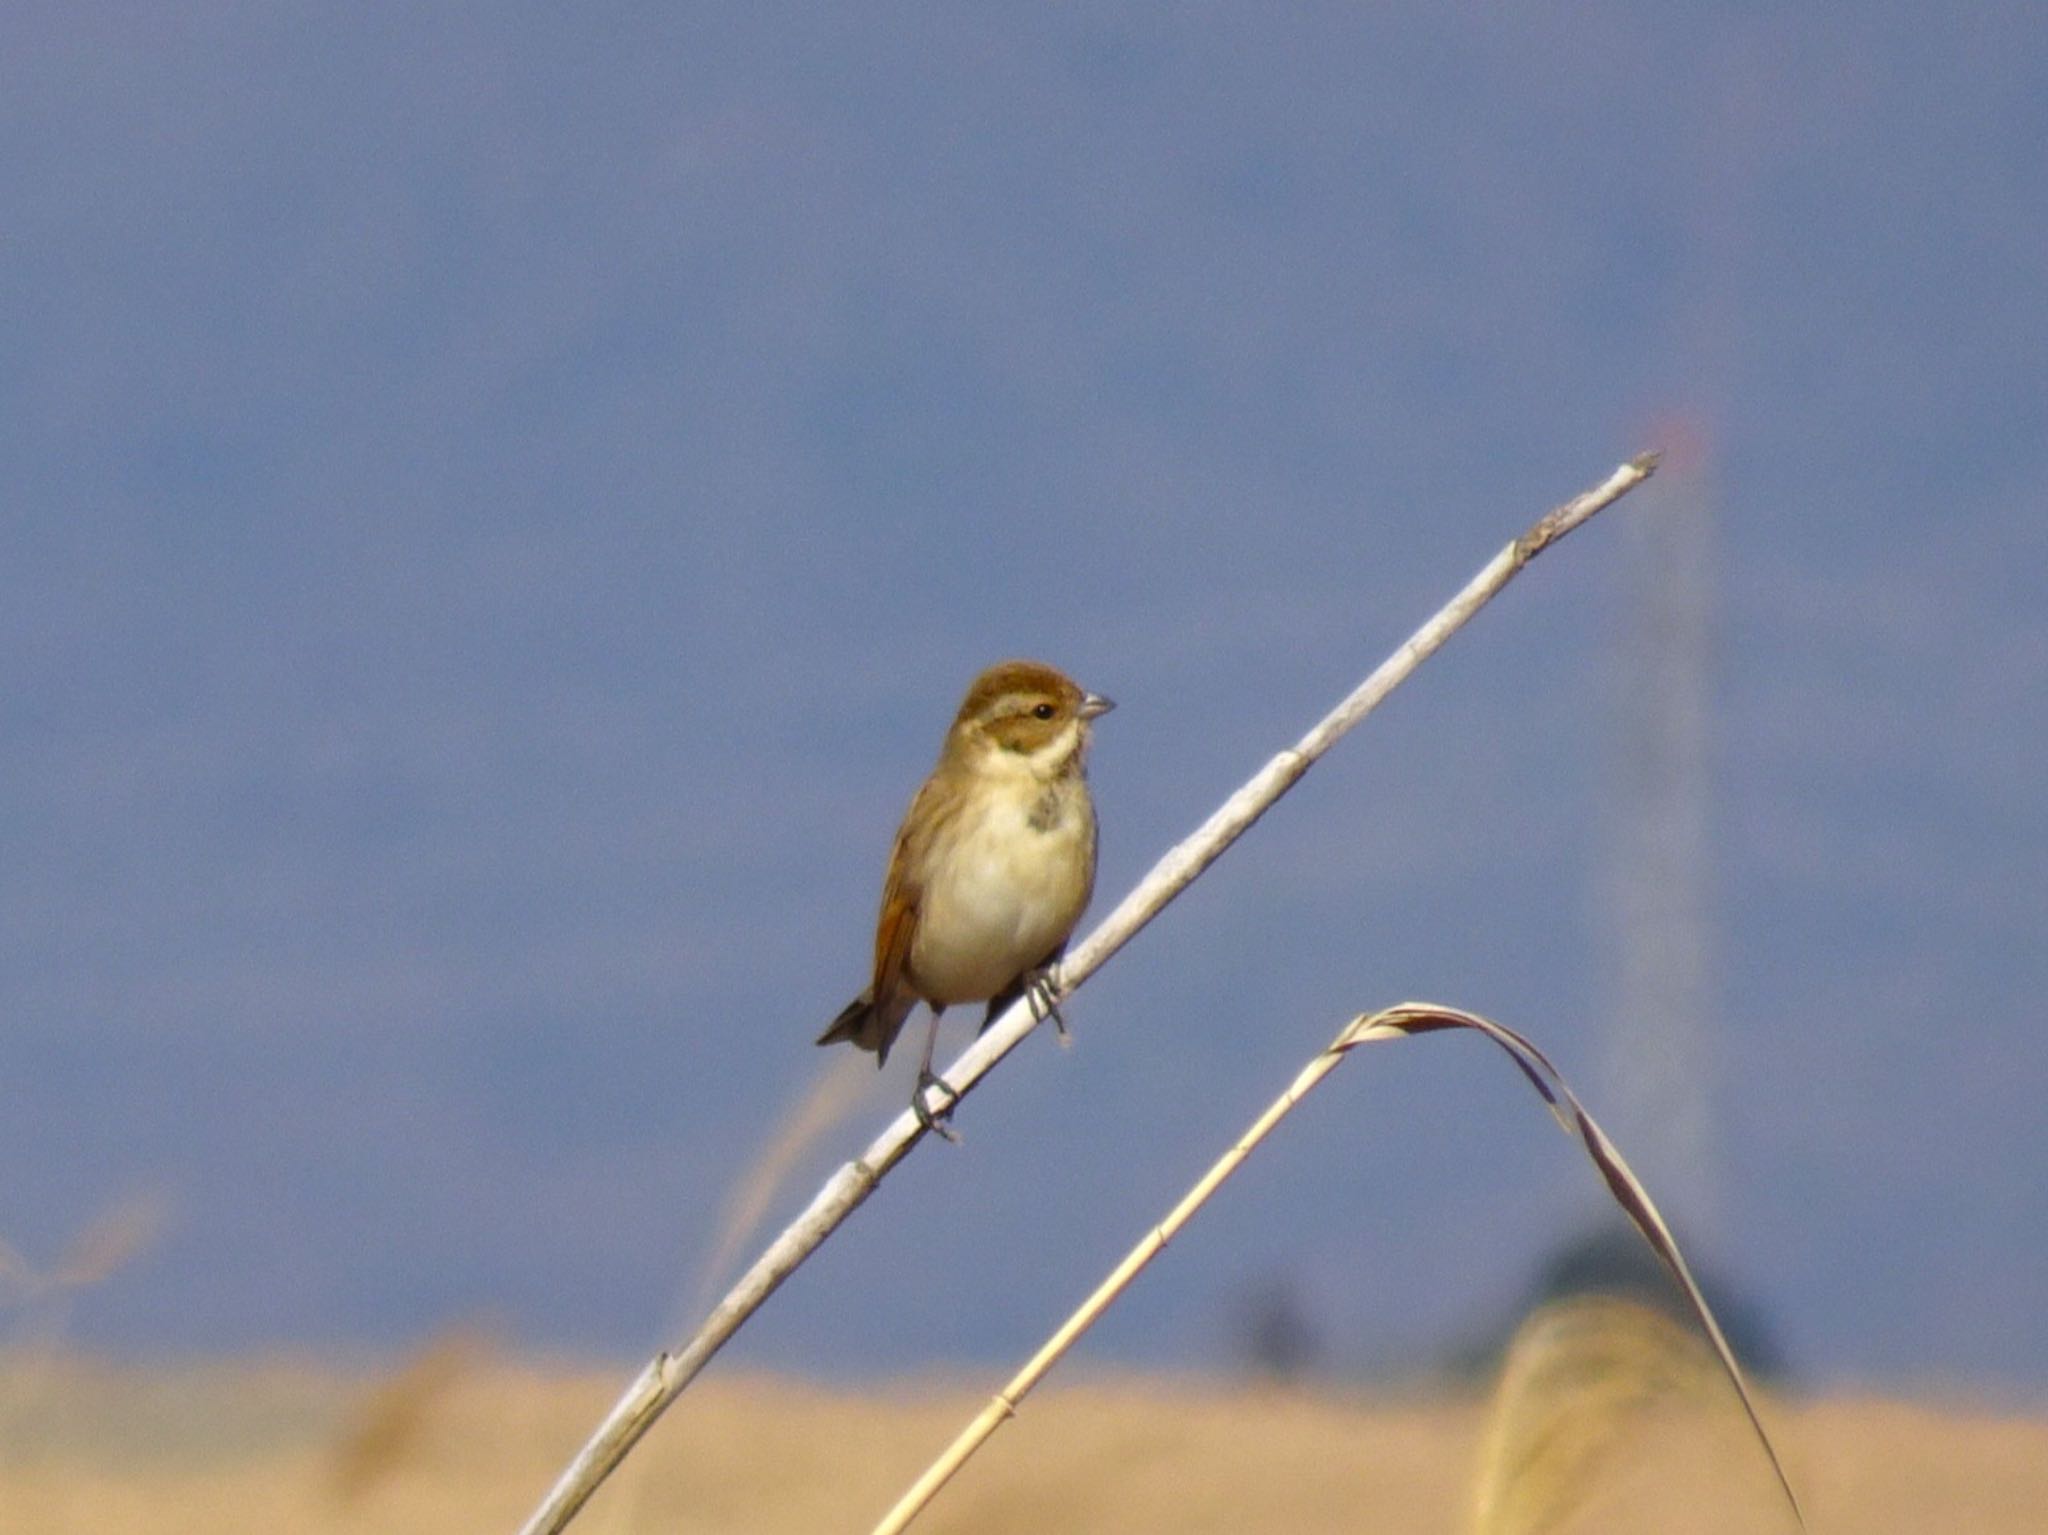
[1079,692,1115,720]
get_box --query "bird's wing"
[870,769,953,1003]
[870,885,917,1008]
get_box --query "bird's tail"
[816,991,914,1066]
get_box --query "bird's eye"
[1031,703,1056,720]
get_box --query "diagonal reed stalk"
[515,453,1662,1535]
[870,1004,1802,1534]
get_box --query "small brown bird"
[818,659,1113,1132]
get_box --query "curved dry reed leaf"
[1341,1005,1801,1528]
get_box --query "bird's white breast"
[909,763,1094,1006]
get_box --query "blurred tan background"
[5,1353,2041,1534]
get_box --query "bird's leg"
[912,1008,961,1143]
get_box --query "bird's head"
[948,659,1114,774]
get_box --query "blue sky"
[3,5,2044,1396]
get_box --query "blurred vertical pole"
[1601,429,1722,1247]
[1596,24,1775,1257]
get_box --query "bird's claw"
[1026,972,1069,1039]
[913,1069,962,1143]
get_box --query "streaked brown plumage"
[817,660,1113,1123]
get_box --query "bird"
[818,659,1114,1135]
